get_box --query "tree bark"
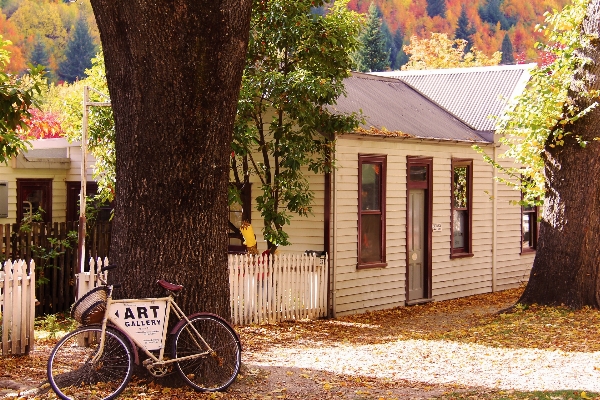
[89,1,252,317]
[519,0,600,308]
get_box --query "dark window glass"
[361,163,381,211]
[522,204,538,250]
[17,179,52,223]
[453,167,468,208]
[360,214,382,263]
[453,209,467,248]
[451,160,472,255]
[358,155,386,267]
[229,202,244,247]
[229,183,252,252]
[66,182,113,222]
[409,166,427,182]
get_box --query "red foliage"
[537,50,557,67]
[515,52,528,64]
[21,108,65,139]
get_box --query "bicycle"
[47,264,242,400]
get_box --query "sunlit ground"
[4,287,600,399]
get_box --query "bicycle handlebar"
[101,264,118,272]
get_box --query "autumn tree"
[88,0,253,317]
[233,0,361,252]
[0,35,42,162]
[454,4,476,53]
[58,14,96,83]
[353,1,389,72]
[402,33,501,70]
[29,35,48,66]
[500,33,514,64]
[29,35,54,80]
[490,0,600,308]
[8,0,68,69]
[44,53,115,199]
[426,0,446,19]
[478,0,515,31]
[21,108,64,139]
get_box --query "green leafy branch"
[478,0,592,206]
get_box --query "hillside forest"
[0,0,98,79]
[348,0,570,67]
[0,0,571,80]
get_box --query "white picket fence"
[75,254,329,327]
[76,257,110,300]
[0,260,36,356]
[229,253,328,325]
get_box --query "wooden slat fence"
[0,222,111,316]
[229,253,328,325]
[0,259,36,355]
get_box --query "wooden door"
[406,157,432,302]
[408,189,425,300]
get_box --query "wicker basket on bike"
[71,286,110,325]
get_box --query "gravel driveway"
[246,339,600,393]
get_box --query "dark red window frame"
[17,179,52,223]
[229,183,252,254]
[358,154,387,269]
[521,198,539,253]
[450,159,473,258]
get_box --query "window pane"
[410,166,427,182]
[453,209,467,249]
[522,213,531,248]
[22,188,45,218]
[229,202,243,228]
[229,202,243,246]
[453,166,468,209]
[360,214,382,263]
[361,163,380,211]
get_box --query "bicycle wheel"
[171,314,241,391]
[47,325,133,400]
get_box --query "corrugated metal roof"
[371,64,534,131]
[332,73,489,143]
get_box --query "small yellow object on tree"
[240,221,256,247]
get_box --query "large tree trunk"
[519,0,600,308]
[89,1,252,317]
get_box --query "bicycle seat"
[157,279,183,292]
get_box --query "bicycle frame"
[92,285,212,367]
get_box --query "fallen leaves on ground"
[240,286,600,353]
[2,286,600,399]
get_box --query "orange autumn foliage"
[347,0,571,63]
[20,108,65,139]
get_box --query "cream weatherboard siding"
[494,156,535,290]
[235,162,328,255]
[331,135,533,316]
[0,138,94,225]
[0,166,68,224]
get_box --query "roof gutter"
[346,133,495,146]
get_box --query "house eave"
[337,132,494,146]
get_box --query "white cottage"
[236,65,538,316]
[0,137,102,225]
